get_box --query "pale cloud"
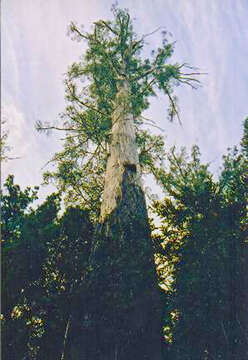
[2,102,40,190]
[2,103,28,160]
[1,101,59,202]
[2,0,248,196]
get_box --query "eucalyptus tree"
[39,8,199,214]
[38,6,199,359]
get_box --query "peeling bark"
[100,81,141,222]
[90,170,163,360]
[65,81,164,360]
[86,81,163,359]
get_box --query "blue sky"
[2,0,248,200]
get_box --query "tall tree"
[38,7,199,214]
[38,7,199,359]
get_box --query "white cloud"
[2,103,29,160]
[2,0,248,195]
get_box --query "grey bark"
[61,315,71,360]
[87,80,163,359]
[100,80,141,222]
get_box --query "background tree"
[3,119,247,359]
[1,176,39,320]
[1,176,95,359]
[37,206,93,360]
[1,176,45,359]
[153,117,248,359]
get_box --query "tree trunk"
[100,80,141,222]
[87,80,163,360]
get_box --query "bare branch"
[71,24,90,41]
[141,121,165,132]
[37,125,78,132]
[98,20,119,35]
[179,77,201,84]
[170,148,187,179]
[134,67,156,81]
[139,78,156,96]
[131,38,144,54]
[125,12,130,29]
[139,115,156,124]
[165,89,182,126]
[142,26,166,40]
[65,81,107,116]
[2,155,21,161]
[180,72,208,76]
[178,80,198,90]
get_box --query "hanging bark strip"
[88,79,163,360]
[100,80,141,222]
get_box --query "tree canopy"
[37,7,200,214]
[153,117,248,359]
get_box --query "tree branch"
[178,80,198,90]
[165,89,182,126]
[37,125,78,132]
[70,24,90,41]
[142,26,166,40]
[61,315,72,360]
[134,67,156,81]
[98,20,119,35]
[65,81,107,116]
[139,78,156,96]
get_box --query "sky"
[2,0,248,201]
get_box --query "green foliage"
[1,177,61,359]
[153,119,248,359]
[38,6,199,212]
[1,176,94,359]
[1,175,39,314]
[34,206,93,360]
[241,117,248,158]
[3,121,247,358]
